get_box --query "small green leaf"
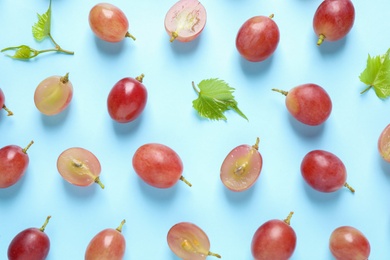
[359,48,390,98]
[32,0,52,41]
[1,45,38,60]
[192,78,248,121]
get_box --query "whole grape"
[329,226,370,260]
[378,123,390,162]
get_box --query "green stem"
[360,85,372,95]
[94,176,105,189]
[208,251,222,258]
[116,219,126,232]
[40,216,51,232]
[48,33,74,55]
[2,105,13,116]
[192,81,200,94]
[272,88,288,96]
[180,176,192,187]
[22,140,34,154]
[317,34,325,46]
[283,211,294,225]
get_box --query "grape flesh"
[8,216,51,260]
[132,143,191,188]
[0,88,13,116]
[85,220,126,260]
[57,147,104,188]
[164,0,207,42]
[107,74,148,123]
[89,3,135,42]
[220,137,263,192]
[273,83,332,126]
[34,73,73,116]
[236,14,280,62]
[251,212,296,260]
[329,226,370,260]
[378,124,390,162]
[167,222,221,259]
[300,150,354,193]
[313,0,355,45]
[0,141,33,188]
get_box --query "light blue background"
[0,0,389,259]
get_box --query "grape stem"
[60,73,70,84]
[283,211,294,225]
[271,88,288,96]
[180,176,192,187]
[170,31,179,42]
[344,182,355,193]
[317,34,326,46]
[39,216,52,232]
[2,105,13,116]
[136,74,145,83]
[252,137,260,150]
[94,176,105,189]
[208,251,222,258]
[116,219,126,233]
[48,33,74,55]
[22,140,34,154]
[125,32,136,41]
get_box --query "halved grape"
[167,222,221,259]
[164,0,207,42]
[378,124,390,162]
[57,147,104,189]
[329,226,370,260]
[220,137,263,192]
[0,88,13,116]
[34,73,73,116]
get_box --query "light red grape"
[313,0,355,45]
[0,140,33,188]
[34,73,73,116]
[107,74,148,123]
[329,226,370,260]
[57,147,104,189]
[0,88,13,116]
[378,123,390,162]
[300,150,354,193]
[8,216,51,260]
[220,137,263,192]
[273,83,332,126]
[132,143,191,188]
[89,3,135,42]
[167,222,221,259]
[236,14,280,62]
[85,220,126,260]
[164,0,207,42]
[251,212,296,260]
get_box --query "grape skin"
[236,15,280,62]
[89,3,135,42]
[220,137,262,192]
[378,123,390,162]
[329,226,370,260]
[313,0,355,45]
[167,222,221,259]
[34,73,73,116]
[0,88,13,116]
[56,147,104,188]
[164,0,207,42]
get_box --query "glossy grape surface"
[164,0,207,42]
[0,141,33,188]
[0,88,13,116]
[132,143,191,188]
[89,3,135,42]
[378,124,390,162]
[85,220,126,260]
[300,150,354,193]
[273,83,332,126]
[236,15,280,62]
[220,137,262,192]
[251,212,296,260]
[329,226,370,260]
[107,74,148,123]
[34,73,73,116]
[313,0,355,45]
[167,222,221,259]
[8,216,51,260]
[57,147,104,188]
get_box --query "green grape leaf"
[32,0,52,41]
[192,78,248,121]
[359,48,390,98]
[1,45,38,60]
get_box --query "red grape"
[0,88,13,116]
[132,143,191,188]
[34,73,73,116]
[56,147,104,189]
[164,0,207,42]
[0,140,33,188]
[167,222,221,259]
[8,216,51,260]
[272,83,332,126]
[300,150,354,193]
[378,123,390,162]
[251,212,296,260]
[313,0,355,45]
[236,14,280,62]
[329,226,370,260]
[220,137,263,192]
[85,220,126,260]
[107,74,148,123]
[89,3,135,43]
